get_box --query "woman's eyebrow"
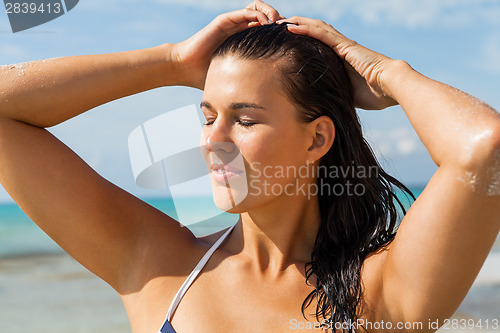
[230,102,265,110]
[200,101,265,111]
[200,101,213,110]
[230,103,265,110]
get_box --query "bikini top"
[158,224,236,333]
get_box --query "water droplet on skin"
[486,149,500,196]
[457,171,478,192]
[458,149,500,197]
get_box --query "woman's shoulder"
[197,228,229,247]
[197,227,235,247]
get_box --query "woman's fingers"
[279,16,396,110]
[280,16,340,33]
[278,16,354,59]
[216,8,273,35]
[246,0,281,23]
[286,25,352,60]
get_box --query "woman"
[0,1,499,332]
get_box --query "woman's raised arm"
[283,17,500,331]
[0,1,280,294]
[0,46,176,128]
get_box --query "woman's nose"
[207,137,236,154]
[205,120,235,153]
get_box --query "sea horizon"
[2,185,499,259]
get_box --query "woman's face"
[201,56,315,213]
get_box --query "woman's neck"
[229,194,321,278]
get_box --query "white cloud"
[479,34,500,74]
[77,0,141,12]
[346,0,499,29]
[0,44,25,58]
[365,126,423,157]
[397,138,418,155]
[152,0,243,11]
[151,0,499,29]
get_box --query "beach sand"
[0,252,499,332]
[0,253,130,333]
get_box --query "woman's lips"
[210,163,243,183]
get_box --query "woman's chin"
[209,172,249,213]
[211,187,248,213]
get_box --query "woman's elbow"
[457,114,500,196]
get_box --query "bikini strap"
[163,224,236,323]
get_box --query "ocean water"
[0,186,498,258]
[0,203,63,258]
[0,197,237,259]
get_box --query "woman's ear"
[306,116,335,163]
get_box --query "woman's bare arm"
[0,117,197,293]
[0,46,176,128]
[283,17,500,331]
[375,61,500,328]
[0,2,280,293]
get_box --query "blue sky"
[0,0,499,203]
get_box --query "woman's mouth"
[210,163,243,183]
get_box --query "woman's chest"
[168,264,324,332]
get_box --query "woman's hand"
[171,1,281,89]
[281,17,399,110]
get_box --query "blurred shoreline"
[0,251,499,333]
[0,252,130,333]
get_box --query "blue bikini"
[158,224,235,333]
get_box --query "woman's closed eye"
[204,118,215,126]
[203,118,257,127]
[237,119,256,127]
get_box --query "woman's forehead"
[203,57,285,102]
